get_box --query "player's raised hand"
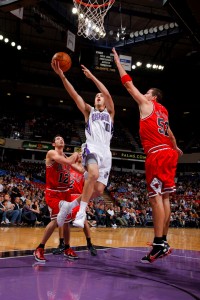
[68,152,80,165]
[81,65,93,79]
[51,60,63,76]
[112,48,120,65]
[176,147,183,156]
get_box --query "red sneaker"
[146,241,172,258]
[34,247,46,263]
[64,248,79,260]
[141,243,169,263]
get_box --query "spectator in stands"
[31,200,42,224]
[95,203,107,227]
[86,201,97,227]
[39,199,51,226]
[114,205,128,227]
[0,194,5,222]
[121,207,131,226]
[22,199,37,226]
[0,178,3,193]
[129,208,139,226]
[13,196,23,225]
[11,184,21,202]
[106,204,117,227]
[1,194,20,225]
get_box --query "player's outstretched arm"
[47,150,79,166]
[51,60,91,119]
[168,127,183,156]
[81,64,115,118]
[71,162,85,174]
[112,48,146,106]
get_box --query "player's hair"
[52,134,63,143]
[150,88,163,102]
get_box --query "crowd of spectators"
[106,171,200,229]
[0,160,199,229]
[0,112,137,150]
[0,162,49,227]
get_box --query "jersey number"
[157,117,169,136]
[104,122,110,132]
[58,172,69,184]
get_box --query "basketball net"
[73,0,115,40]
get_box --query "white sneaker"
[73,211,86,228]
[57,201,71,227]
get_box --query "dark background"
[0,0,200,152]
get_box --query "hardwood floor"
[0,226,199,252]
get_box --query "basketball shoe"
[163,241,172,256]
[57,201,71,227]
[88,244,97,256]
[141,242,168,263]
[146,241,172,258]
[73,211,86,228]
[34,247,46,263]
[64,248,79,260]
[52,242,65,255]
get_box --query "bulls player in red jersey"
[34,135,80,263]
[112,48,183,263]
[53,160,97,257]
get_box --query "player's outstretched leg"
[57,201,71,227]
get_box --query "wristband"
[121,74,132,85]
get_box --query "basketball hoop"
[73,0,115,40]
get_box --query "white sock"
[69,199,79,210]
[79,201,88,213]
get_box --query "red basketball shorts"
[145,148,178,198]
[45,189,71,220]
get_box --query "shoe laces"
[66,248,76,256]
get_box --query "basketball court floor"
[0,227,199,300]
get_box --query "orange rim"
[74,0,115,8]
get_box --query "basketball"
[52,52,72,72]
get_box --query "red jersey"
[46,161,71,191]
[69,167,84,194]
[139,101,173,155]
